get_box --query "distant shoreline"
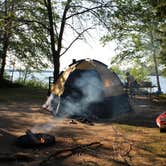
[5,69,53,73]
[5,70,166,93]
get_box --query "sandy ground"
[0,93,166,166]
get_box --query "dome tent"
[43,59,131,119]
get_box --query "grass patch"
[148,142,166,156]
[15,79,48,89]
[0,78,48,102]
[114,124,137,132]
[0,87,47,103]
[112,122,166,164]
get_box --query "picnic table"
[125,81,157,101]
[139,81,157,100]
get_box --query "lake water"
[149,76,166,93]
[7,70,166,93]
[7,70,53,84]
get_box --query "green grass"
[15,79,48,89]
[113,123,166,163]
[114,124,137,132]
[0,78,49,102]
[0,87,47,103]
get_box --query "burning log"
[25,129,40,144]
[70,115,94,125]
[16,130,55,148]
[69,119,77,124]
[79,118,94,125]
[76,117,94,125]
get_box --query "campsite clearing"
[0,87,166,166]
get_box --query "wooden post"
[48,76,54,95]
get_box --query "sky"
[60,37,116,71]
[6,39,116,72]
[6,28,117,71]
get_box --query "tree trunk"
[151,27,162,93]
[10,61,15,82]
[45,0,71,83]
[23,68,29,83]
[0,35,9,81]
[153,50,161,92]
[0,0,14,81]
[45,0,60,83]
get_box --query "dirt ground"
[0,88,166,166]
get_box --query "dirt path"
[0,88,166,166]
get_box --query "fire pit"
[16,130,55,148]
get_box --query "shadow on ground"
[97,96,166,128]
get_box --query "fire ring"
[16,131,55,148]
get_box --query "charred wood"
[25,129,40,144]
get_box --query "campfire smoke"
[43,69,131,119]
[30,123,56,133]
[25,129,46,145]
[25,129,39,144]
[43,70,104,118]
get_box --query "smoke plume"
[43,70,105,118]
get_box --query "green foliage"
[16,78,47,89]
[4,71,10,80]
[161,67,166,76]
[111,65,124,76]
[152,1,166,75]
[128,58,151,82]
[0,0,53,73]
[0,86,46,102]
[111,57,151,83]
[1,0,125,81]
[1,0,165,82]
[130,67,150,83]
[100,0,164,72]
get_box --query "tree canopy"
[100,0,166,91]
[0,0,165,88]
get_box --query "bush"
[0,79,23,88]
[15,79,47,89]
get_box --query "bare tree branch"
[57,0,72,55]
[60,27,93,56]
[66,23,80,36]
[66,4,110,20]
[43,0,48,8]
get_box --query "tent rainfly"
[43,59,132,119]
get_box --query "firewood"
[69,119,77,124]
[25,129,40,144]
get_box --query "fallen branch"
[111,125,133,166]
[39,142,102,166]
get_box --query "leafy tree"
[0,0,14,80]
[152,0,166,75]
[0,0,117,83]
[43,0,114,82]
[100,0,164,92]
[129,59,150,83]
[111,58,151,84]
[0,0,52,81]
